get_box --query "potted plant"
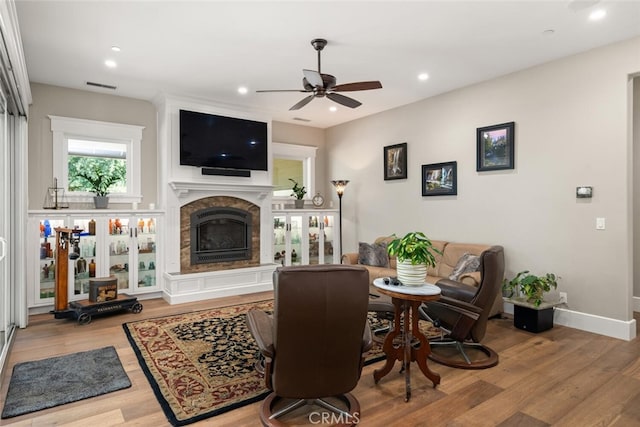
[75,163,126,209]
[502,270,560,332]
[387,231,441,286]
[289,178,306,208]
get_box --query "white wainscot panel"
[162,264,277,304]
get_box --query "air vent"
[292,117,311,122]
[86,81,117,90]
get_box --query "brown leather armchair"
[246,264,372,426]
[419,245,505,369]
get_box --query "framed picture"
[384,142,407,180]
[422,161,457,196]
[476,121,515,171]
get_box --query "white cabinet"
[273,209,340,266]
[28,212,161,308]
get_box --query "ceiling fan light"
[589,9,606,21]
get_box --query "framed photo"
[384,142,407,180]
[422,161,457,196]
[476,121,515,171]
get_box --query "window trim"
[272,142,317,200]
[50,115,144,203]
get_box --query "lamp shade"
[331,180,349,196]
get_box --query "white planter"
[396,259,427,286]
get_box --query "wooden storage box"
[89,277,118,302]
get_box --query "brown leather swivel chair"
[419,245,505,369]
[246,264,372,427]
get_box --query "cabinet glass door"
[308,215,322,264]
[273,215,287,265]
[38,219,65,300]
[135,217,157,289]
[290,215,302,265]
[321,215,336,264]
[107,217,131,292]
[71,218,97,296]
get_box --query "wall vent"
[86,81,117,90]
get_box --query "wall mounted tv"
[179,109,268,171]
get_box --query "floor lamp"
[331,180,349,263]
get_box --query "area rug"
[1,346,131,419]
[123,299,405,426]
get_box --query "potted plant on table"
[502,270,560,332]
[289,178,306,209]
[387,231,441,286]
[74,163,126,209]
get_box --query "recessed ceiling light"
[329,106,337,112]
[237,86,248,95]
[104,59,117,68]
[111,46,121,52]
[589,9,606,21]
[418,73,429,81]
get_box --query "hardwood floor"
[0,293,639,426]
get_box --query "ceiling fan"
[257,38,382,111]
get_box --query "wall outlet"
[559,292,568,304]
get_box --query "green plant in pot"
[387,231,441,286]
[289,178,306,208]
[502,270,559,307]
[74,163,126,209]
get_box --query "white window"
[50,116,144,203]
[272,142,317,200]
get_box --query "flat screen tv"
[179,109,268,171]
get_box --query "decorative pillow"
[449,252,480,281]
[358,242,390,268]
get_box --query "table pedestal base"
[373,297,440,401]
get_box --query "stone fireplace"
[180,196,261,274]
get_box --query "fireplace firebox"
[190,207,252,264]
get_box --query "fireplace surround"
[180,196,260,274]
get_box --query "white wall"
[27,83,158,209]
[633,76,640,300]
[272,121,327,198]
[326,37,640,323]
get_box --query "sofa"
[342,236,504,318]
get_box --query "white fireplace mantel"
[168,180,274,199]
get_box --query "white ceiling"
[14,0,640,129]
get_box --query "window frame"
[272,142,317,201]
[50,115,144,204]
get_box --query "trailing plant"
[73,160,126,197]
[289,178,306,200]
[387,231,441,266]
[502,270,559,307]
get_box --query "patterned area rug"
[123,299,436,426]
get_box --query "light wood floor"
[0,292,639,427]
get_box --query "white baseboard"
[503,301,636,341]
[633,296,640,312]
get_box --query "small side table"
[372,278,441,401]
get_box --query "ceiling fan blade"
[327,92,362,109]
[332,81,383,92]
[256,89,310,93]
[303,69,324,88]
[289,95,315,111]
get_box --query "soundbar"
[201,167,251,177]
